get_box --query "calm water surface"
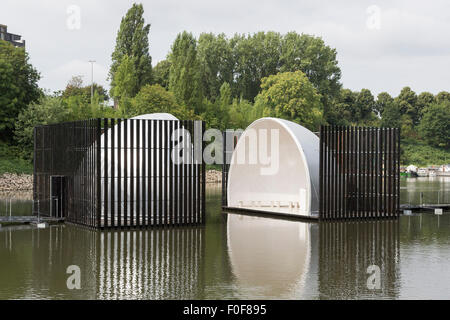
[0,177,449,299]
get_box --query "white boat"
[417,168,429,177]
[429,170,437,177]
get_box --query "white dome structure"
[227,118,320,217]
[94,113,184,222]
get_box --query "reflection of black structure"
[0,226,205,299]
[318,220,400,299]
[96,227,205,299]
[34,119,206,229]
[320,126,400,219]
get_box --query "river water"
[0,177,449,299]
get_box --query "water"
[0,177,449,300]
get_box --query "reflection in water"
[1,178,449,299]
[0,225,204,299]
[226,214,311,298]
[97,227,204,299]
[318,220,400,299]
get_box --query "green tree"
[395,87,419,124]
[254,71,323,131]
[280,32,341,120]
[197,33,234,101]
[127,84,194,119]
[112,55,139,102]
[0,40,41,141]
[14,96,69,159]
[62,75,109,103]
[416,92,435,119]
[418,102,450,149]
[168,31,202,114]
[435,91,450,104]
[202,82,232,130]
[354,89,375,121]
[375,92,394,116]
[231,32,282,101]
[153,59,171,89]
[109,3,152,101]
[381,100,402,128]
[228,98,255,129]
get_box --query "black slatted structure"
[221,130,242,207]
[319,126,400,220]
[34,118,206,229]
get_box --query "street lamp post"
[88,60,96,105]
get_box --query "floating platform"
[0,216,65,226]
[222,206,319,222]
[400,204,450,211]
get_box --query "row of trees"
[1,3,448,165]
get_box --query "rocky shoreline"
[0,173,33,192]
[0,170,222,192]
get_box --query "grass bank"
[401,139,449,166]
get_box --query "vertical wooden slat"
[201,121,206,224]
[96,119,101,228]
[188,120,193,225]
[153,120,158,226]
[110,118,115,228]
[192,121,198,224]
[396,128,401,217]
[327,126,331,219]
[142,119,146,226]
[375,127,379,218]
[146,120,153,225]
[103,118,108,228]
[136,120,141,227]
[118,119,122,228]
[319,126,324,219]
[158,120,163,226]
[337,127,341,219]
[164,120,170,225]
[173,121,179,225]
[182,120,187,225]
[130,119,135,227]
[383,127,387,216]
[124,119,128,227]
[169,121,174,225]
[388,128,393,217]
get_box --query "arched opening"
[227,118,319,216]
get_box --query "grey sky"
[1,0,450,97]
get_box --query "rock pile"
[206,170,222,184]
[0,170,222,191]
[0,174,33,191]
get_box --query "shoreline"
[0,169,223,192]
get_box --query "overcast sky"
[1,0,450,97]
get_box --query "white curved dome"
[131,113,178,121]
[227,117,320,216]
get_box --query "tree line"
[0,3,448,166]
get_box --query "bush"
[418,102,450,149]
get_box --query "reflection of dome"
[227,214,311,298]
[227,118,319,216]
